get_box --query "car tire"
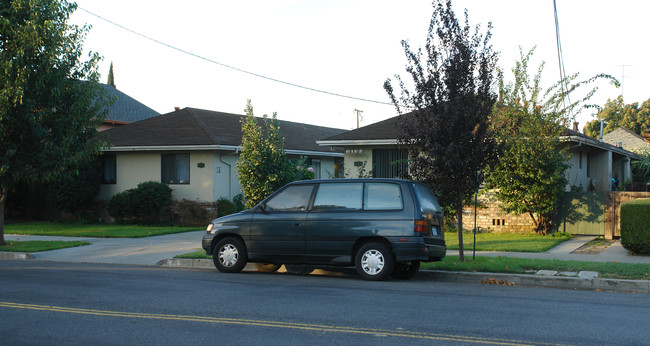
[254,263,281,272]
[390,261,420,280]
[284,264,315,275]
[213,237,248,273]
[355,242,394,281]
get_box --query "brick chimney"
[572,121,579,132]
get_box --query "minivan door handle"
[294,223,302,227]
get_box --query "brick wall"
[462,192,537,233]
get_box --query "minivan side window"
[264,185,314,211]
[313,183,363,210]
[364,183,403,210]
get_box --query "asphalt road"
[1,261,648,345]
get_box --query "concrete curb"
[0,252,35,260]
[157,258,649,294]
[420,270,650,294]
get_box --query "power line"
[78,7,393,106]
[553,0,572,119]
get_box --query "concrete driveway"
[4,231,206,265]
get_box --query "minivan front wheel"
[355,242,394,281]
[213,237,248,273]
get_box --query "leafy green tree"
[0,0,110,244]
[236,100,294,209]
[584,96,650,138]
[384,0,499,260]
[487,47,615,234]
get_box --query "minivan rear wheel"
[355,242,394,281]
[213,237,248,273]
[391,261,420,280]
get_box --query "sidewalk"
[447,235,650,264]
[2,232,649,293]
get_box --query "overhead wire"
[78,7,393,106]
[553,0,572,119]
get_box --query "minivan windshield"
[412,183,442,214]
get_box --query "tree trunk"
[0,186,6,246]
[457,191,464,261]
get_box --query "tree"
[236,100,295,209]
[384,0,499,261]
[107,61,115,87]
[0,0,110,244]
[583,96,650,138]
[487,47,616,234]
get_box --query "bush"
[107,181,173,224]
[216,197,237,217]
[620,198,650,254]
[171,199,211,227]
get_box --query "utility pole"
[354,109,364,128]
[618,65,631,100]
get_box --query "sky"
[69,0,650,131]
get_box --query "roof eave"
[316,139,399,146]
[104,145,343,157]
[560,135,644,160]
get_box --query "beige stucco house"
[99,108,345,203]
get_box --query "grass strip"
[5,222,200,238]
[174,250,210,259]
[422,256,650,280]
[444,232,573,252]
[0,241,90,253]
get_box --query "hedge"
[620,198,650,254]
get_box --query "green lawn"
[422,256,650,280]
[0,241,90,252]
[5,222,201,238]
[444,231,572,252]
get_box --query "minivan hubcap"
[219,244,238,267]
[361,249,384,275]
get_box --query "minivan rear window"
[364,183,403,210]
[412,183,442,213]
[313,183,363,210]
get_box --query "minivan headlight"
[206,223,214,233]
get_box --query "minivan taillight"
[414,220,428,233]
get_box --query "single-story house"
[99,108,345,203]
[317,115,644,191]
[317,114,645,234]
[98,84,160,131]
[602,127,649,153]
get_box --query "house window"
[162,153,190,184]
[579,152,582,169]
[102,154,116,184]
[586,152,591,178]
[305,158,321,179]
[372,149,409,178]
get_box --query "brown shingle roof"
[101,108,346,153]
[322,115,401,141]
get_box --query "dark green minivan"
[202,178,446,281]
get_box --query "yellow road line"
[0,301,563,345]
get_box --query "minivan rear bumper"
[389,237,446,262]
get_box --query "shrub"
[171,199,210,227]
[107,181,173,224]
[620,198,650,254]
[216,197,238,217]
[232,194,245,212]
